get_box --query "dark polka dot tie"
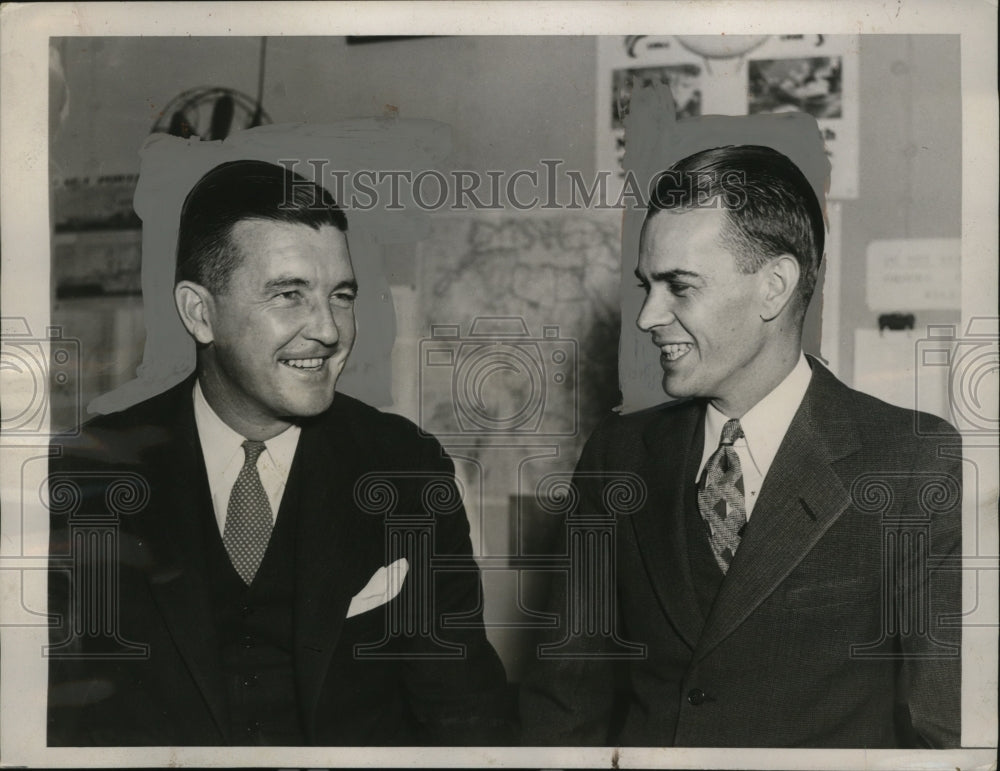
[697,419,747,573]
[223,440,274,585]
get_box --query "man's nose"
[306,301,341,346]
[636,289,675,333]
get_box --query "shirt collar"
[191,379,301,479]
[699,352,813,480]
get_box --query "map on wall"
[416,210,623,459]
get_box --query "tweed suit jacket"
[47,377,510,746]
[520,357,962,748]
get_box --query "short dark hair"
[646,145,825,312]
[175,159,348,294]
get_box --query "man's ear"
[174,281,215,345]
[759,254,801,322]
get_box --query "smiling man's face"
[636,207,771,416]
[198,219,356,436]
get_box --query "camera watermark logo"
[848,471,961,660]
[418,317,577,437]
[351,471,469,660]
[915,317,999,436]
[1,318,82,436]
[535,471,647,660]
[46,470,151,660]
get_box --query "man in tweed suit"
[520,145,961,747]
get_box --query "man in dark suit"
[47,160,510,746]
[520,145,962,748]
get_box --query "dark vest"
[201,493,305,746]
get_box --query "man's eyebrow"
[262,277,359,293]
[634,268,702,282]
[263,276,310,292]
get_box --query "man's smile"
[279,355,331,371]
[657,342,694,362]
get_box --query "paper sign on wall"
[866,238,960,311]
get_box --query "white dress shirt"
[696,353,813,521]
[192,381,302,535]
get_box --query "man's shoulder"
[51,382,190,468]
[322,391,445,464]
[584,398,701,456]
[809,359,960,444]
[326,391,423,434]
[603,397,699,432]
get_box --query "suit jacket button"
[687,688,706,706]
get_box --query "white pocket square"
[346,558,409,618]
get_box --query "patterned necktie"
[223,440,274,585]
[697,418,746,573]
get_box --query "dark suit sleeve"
[47,436,89,745]
[898,425,963,748]
[393,432,514,745]
[46,430,135,745]
[518,416,620,745]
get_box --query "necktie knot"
[242,439,267,465]
[719,419,744,446]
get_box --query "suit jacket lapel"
[292,400,368,737]
[133,381,230,740]
[693,362,861,662]
[628,401,706,649]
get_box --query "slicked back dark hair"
[646,145,825,314]
[175,159,348,294]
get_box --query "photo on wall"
[748,56,843,118]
